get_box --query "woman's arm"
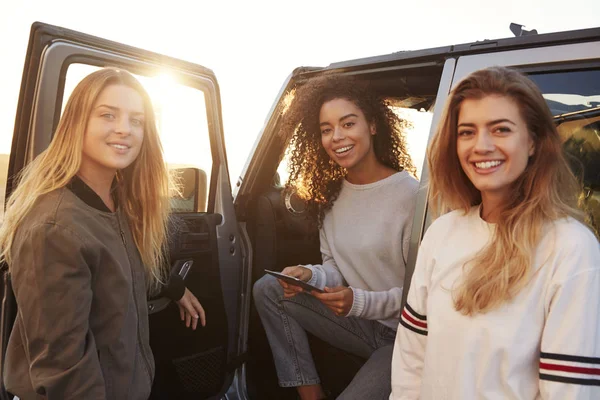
[538,229,600,399]
[303,228,345,289]
[345,286,404,320]
[161,264,206,330]
[11,222,106,399]
[161,267,186,301]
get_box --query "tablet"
[264,269,324,293]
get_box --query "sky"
[1,0,600,187]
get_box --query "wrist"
[300,267,312,282]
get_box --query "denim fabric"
[253,274,396,399]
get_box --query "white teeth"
[109,144,128,150]
[335,145,353,154]
[475,160,502,169]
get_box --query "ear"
[528,137,535,157]
[370,123,376,136]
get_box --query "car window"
[62,63,213,212]
[529,68,600,234]
[388,104,433,180]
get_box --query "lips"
[334,145,354,154]
[108,143,130,150]
[469,160,505,175]
[107,142,132,156]
[473,160,503,169]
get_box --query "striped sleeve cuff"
[540,352,600,386]
[400,303,428,336]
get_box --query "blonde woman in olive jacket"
[1,68,201,400]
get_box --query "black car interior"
[149,212,229,400]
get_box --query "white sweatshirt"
[304,171,419,330]
[391,206,600,400]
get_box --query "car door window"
[529,68,600,234]
[388,105,434,180]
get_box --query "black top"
[67,176,115,212]
[67,176,185,301]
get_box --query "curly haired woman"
[253,75,419,400]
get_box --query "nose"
[332,126,345,142]
[115,116,132,135]
[473,130,495,153]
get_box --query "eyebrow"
[457,118,516,128]
[96,104,145,116]
[319,113,359,127]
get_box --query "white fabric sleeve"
[389,230,433,400]
[303,227,345,289]
[346,286,403,320]
[539,231,600,399]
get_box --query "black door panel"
[150,213,229,399]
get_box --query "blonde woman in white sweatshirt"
[391,66,599,400]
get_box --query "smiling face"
[319,98,377,172]
[456,95,535,202]
[80,84,145,180]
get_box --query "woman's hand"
[278,266,313,298]
[312,286,354,316]
[176,288,206,330]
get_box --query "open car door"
[0,22,245,399]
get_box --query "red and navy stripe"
[540,352,600,386]
[400,303,427,336]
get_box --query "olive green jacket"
[4,187,154,400]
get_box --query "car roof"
[293,26,600,76]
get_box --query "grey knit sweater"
[305,171,419,330]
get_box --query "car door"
[400,29,600,306]
[0,22,245,399]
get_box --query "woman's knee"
[252,274,282,306]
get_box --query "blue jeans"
[253,274,396,400]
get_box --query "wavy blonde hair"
[0,67,170,291]
[427,66,585,315]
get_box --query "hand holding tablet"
[264,269,324,293]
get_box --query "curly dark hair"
[283,74,416,226]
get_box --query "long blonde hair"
[0,67,170,291]
[427,66,585,315]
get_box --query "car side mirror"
[171,167,208,213]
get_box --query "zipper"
[116,213,154,381]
